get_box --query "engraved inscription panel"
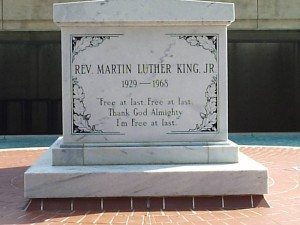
[70,28,219,143]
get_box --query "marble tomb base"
[51,137,239,165]
[24,142,268,198]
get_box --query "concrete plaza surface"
[0,146,300,224]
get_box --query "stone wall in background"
[228,43,299,132]
[0,0,299,31]
[0,32,62,134]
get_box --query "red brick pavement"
[0,147,299,224]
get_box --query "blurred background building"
[0,0,299,134]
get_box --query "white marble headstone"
[51,0,239,165]
[54,0,234,146]
[24,0,268,198]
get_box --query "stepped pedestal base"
[25,149,268,198]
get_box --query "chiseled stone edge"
[51,137,239,165]
[25,150,268,198]
[53,0,235,25]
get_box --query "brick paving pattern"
[0,146,299,224]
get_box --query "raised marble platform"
[24,150,268,198]
[52,137,239,165]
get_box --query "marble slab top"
[53,0,235,25]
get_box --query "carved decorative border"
[179,35,217,61]
[189,75,217,132]
[72,77,104,133]
[176,35,218,133]
[71,35,122,134]
[72,36,110,62]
